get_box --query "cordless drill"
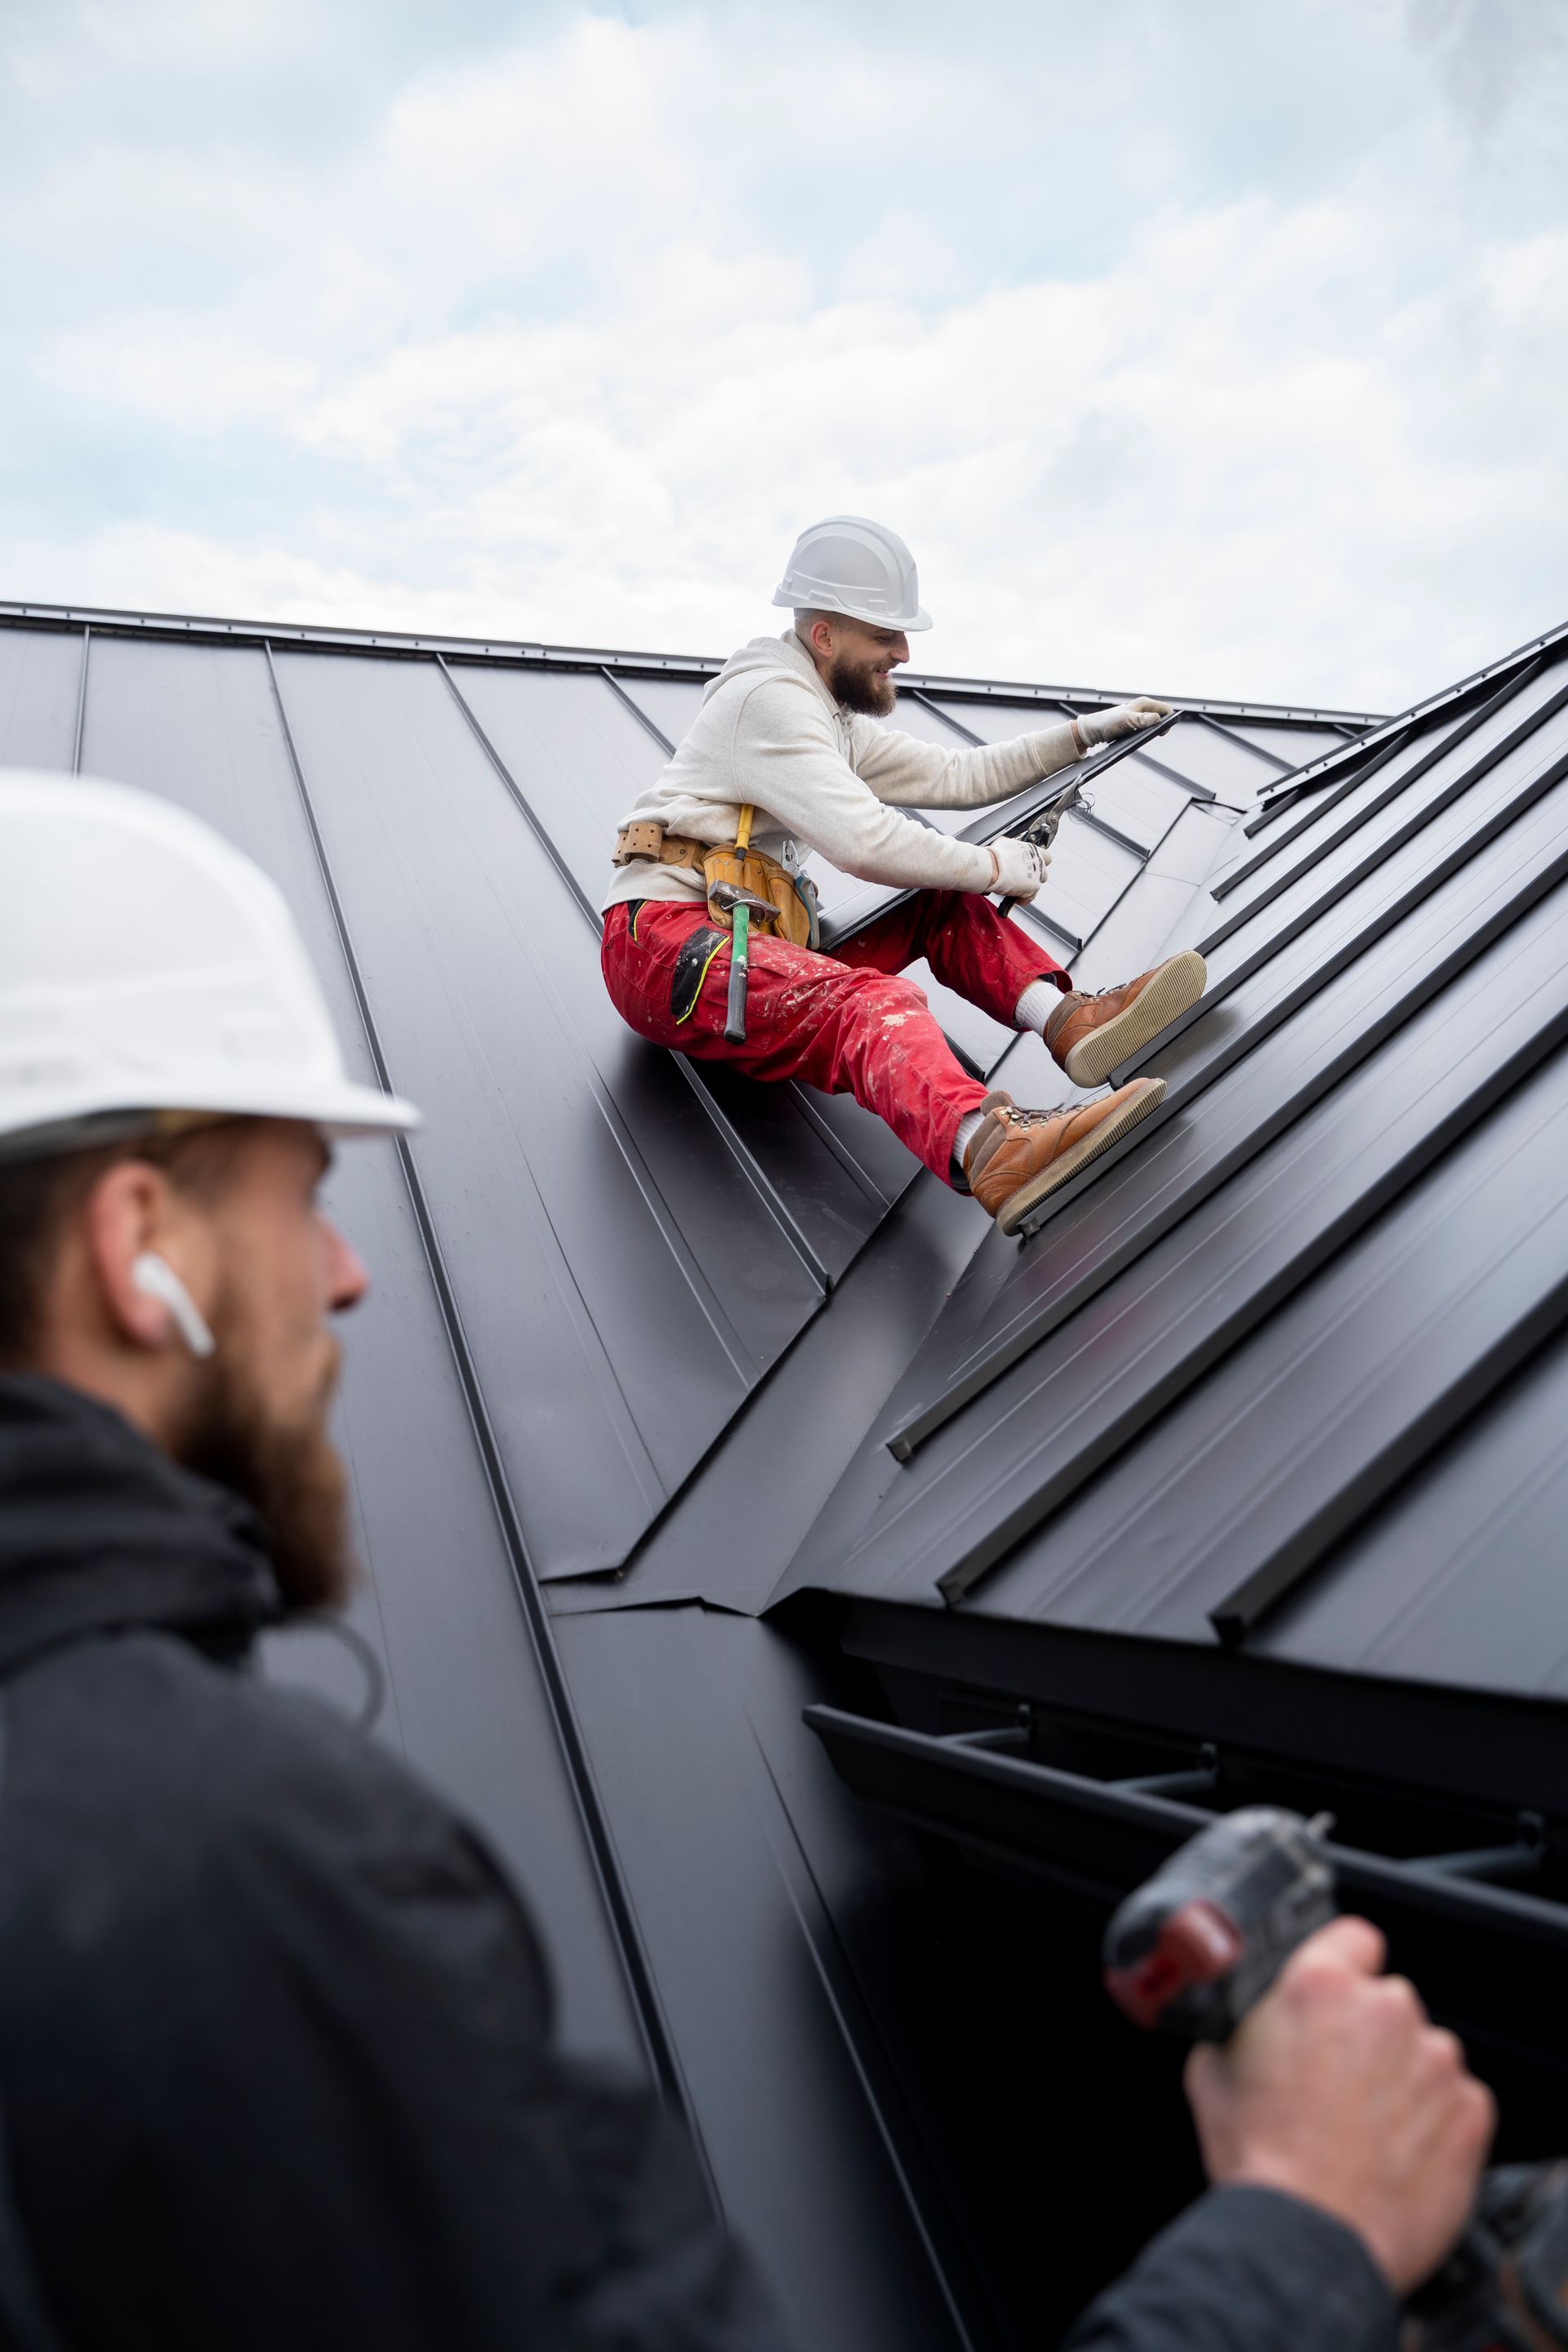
[1102,1808,1568,2351]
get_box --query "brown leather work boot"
[1044,950,1207,1088]
[962,1080,1167,1235]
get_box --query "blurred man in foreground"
[0,772,1490,2350]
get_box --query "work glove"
[1079,696,1173,746]
[989,835,1049,902]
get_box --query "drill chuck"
[1102,1806,1337,2043]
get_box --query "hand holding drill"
[1100,1809,1568,2343]
[1186,1912,1490,2298]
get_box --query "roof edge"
[0,598,1388,729]
[1252,613,1568,812]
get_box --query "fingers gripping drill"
[1102,1810,1568,2350]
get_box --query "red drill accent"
[1104,1901,1245,2029]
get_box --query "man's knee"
[849,970,932,1031]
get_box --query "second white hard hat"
[772,515,933,632]
[0,771,420,1161]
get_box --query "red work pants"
[600,889,1069,1183]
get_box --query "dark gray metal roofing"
[777,628,1568,1797]
[20,589,1568,2342]
[0,594,1405,2350]
[2,601,1353,1592]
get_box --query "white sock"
[952,1109,987,1176]
[1015,978,1066,1037]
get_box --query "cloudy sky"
[2,0,1564,710]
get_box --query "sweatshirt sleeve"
[733,678,996,891]
[1062,2186,1398,2352]
[847,713,1082,809]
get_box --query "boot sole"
[1060,951,1208,1089]
[996,1077,1167,1236]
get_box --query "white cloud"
[2,2,1566,710]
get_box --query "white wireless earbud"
[130,1253,216,1361]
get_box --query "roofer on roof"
[600,516,1209,1232]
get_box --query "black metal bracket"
[804,1704,1568,1958]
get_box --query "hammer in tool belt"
[996,707,1183,920]
[710,806,775,1045]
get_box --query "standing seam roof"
[776,626,1568,1758]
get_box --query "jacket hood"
[0,1374,282,1680]
[702,630,835,711]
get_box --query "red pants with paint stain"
[600,890,1069,1182]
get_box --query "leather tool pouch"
[702,844,820,951]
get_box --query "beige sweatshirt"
[601,629,1080,912]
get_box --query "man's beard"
[828,650,898,717]
[173,1309,352,1612]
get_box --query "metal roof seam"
[1012,902,1084,956]
[1248,619,1568,810]
[1223,654,1556,897]
[778,677,1568,1619]
[669,1058,835,1296]
[900,960,1568,1612]
[903,688,987,745]
[257,642,711,2146]
[737,1728,991,2349]
[1115,747,1218,804]
[1239,730,1423,838]
[69,626,88,776]
[1207,1260,1568,1646]
[1182,710,1296,777]
[573,1075,780,1388]
[889,816,1568,1458]
[1236,727,1410,848]
[1205,672,1568,953]
[436,655,602,924]
[599,666,678,757]
[1056,798,1198,966]
[944,1000,1568,1634]
[772,1083,900,1212]
[1069,804,1151,859]
[1135,719,1568,1075]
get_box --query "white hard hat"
[772,514,933,632]
[0,771,420,1160]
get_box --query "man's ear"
[81,1160,203,1352]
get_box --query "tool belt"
[612,819,820,951]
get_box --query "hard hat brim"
[0,1076,421,1164]
[771,586,932,632]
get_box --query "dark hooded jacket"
[0,1375,784,2350]
[0,1376,1396,2352]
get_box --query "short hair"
[0,1120,256,1367]
[793,608,842,641]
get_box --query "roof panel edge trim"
[0,602,1388,728]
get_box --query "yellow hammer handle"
[735,804,755,853]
